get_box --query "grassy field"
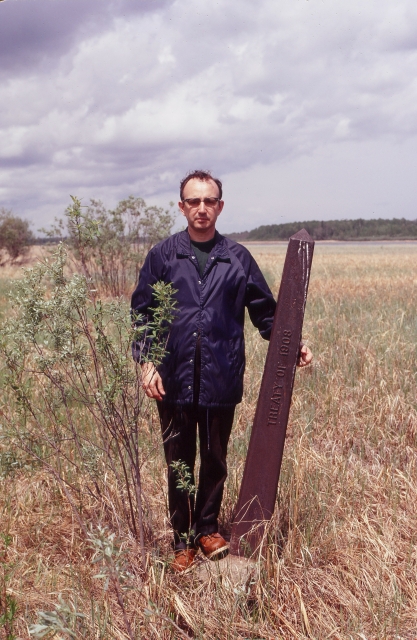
[0,243,416,639]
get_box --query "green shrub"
[0,209,34,264]
[45,195,175,296]
[0,207,177,571]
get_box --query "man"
[131,170,312,572]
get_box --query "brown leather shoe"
[171,549,197,572]
[198,533,229,560]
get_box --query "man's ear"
[178,201,185,216]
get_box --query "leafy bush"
[0,214,177,574]
[0,208,34,264]
[46,195,175,296]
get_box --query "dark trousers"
[157,402,235,550]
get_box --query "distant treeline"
[227,218,417,242]
[32,236,64,244]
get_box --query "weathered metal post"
[230,229,314,556]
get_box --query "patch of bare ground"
[1,244,417,638]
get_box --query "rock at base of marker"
[195,554,258,586]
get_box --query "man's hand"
[297,344,313,368]
[141,362,166,401]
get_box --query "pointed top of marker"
[290,228,314,243]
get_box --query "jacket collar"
[176,229,230,261]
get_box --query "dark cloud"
[0,0,172,76]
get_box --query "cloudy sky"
[1,0,417,233]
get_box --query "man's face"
[178,178,224,239]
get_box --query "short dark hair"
[180,170,223,201]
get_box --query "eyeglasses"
[182,197,221,208]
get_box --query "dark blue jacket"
[131,230,276,407]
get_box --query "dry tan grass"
[1,243,417,639]
[0,246,48,278]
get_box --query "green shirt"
[190,237,216,277]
